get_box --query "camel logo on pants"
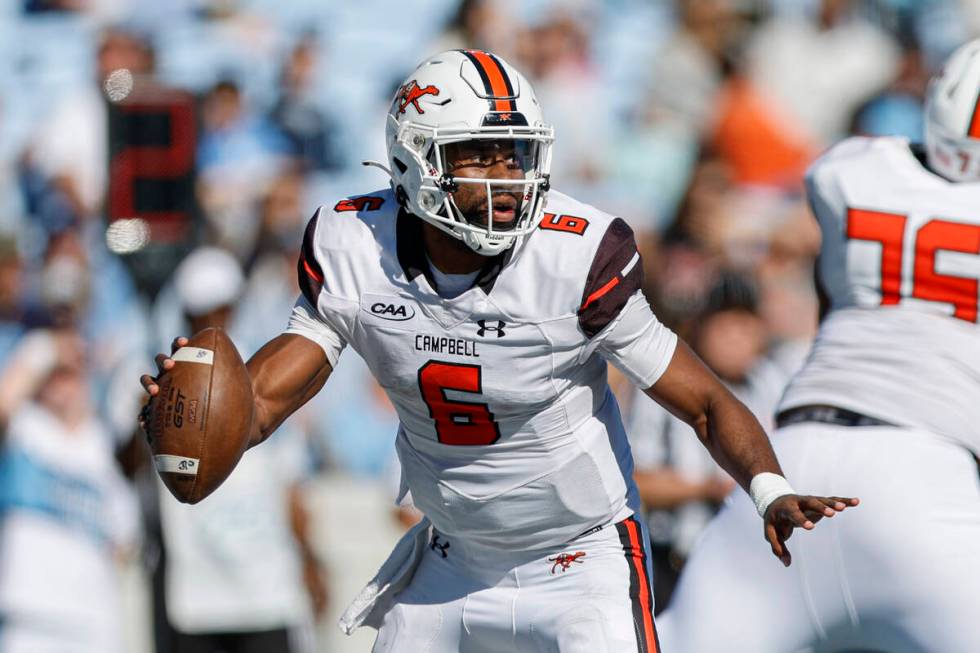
[549,551,586,574]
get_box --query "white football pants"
[372,516,661,653]
[658,422,980,653]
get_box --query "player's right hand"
[138,336,189,434]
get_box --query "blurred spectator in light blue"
[611,0,750,236]
[309,352,399,478]
[648,0,744,139]
[33,229,151,405]
[851,28,929,140]
[197,78,293,258]
[744,0,900,148]
[852,93,924,140]
[431,0,518,57]
[270,35,344,173]
[238,169,307,349]
[0,327,140,653]
[0,101,26,238]
[516,7,612,197]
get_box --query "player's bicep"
[246,333,333,446]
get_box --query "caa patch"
[360,293,418,325]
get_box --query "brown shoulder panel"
[578,218,643,338]
[297,209,324,306]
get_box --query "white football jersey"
[287,188,677,550]
[779,136,980,453]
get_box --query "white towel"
[338,516,432,635]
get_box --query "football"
[146,328,254,504]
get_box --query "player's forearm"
[644,341,783,493]
[245,334,332,447]
[697,390,784,493]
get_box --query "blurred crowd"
[0,0,978,651]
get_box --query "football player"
[141,50,855,652]
[656,39,980,653]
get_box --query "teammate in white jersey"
[141,50,855,652]
[657,39,980,653]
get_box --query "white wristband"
[749,473,795,518]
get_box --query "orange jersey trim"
[581,276,620,311]
[302,257,323,284]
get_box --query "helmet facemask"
[393,120,553,256]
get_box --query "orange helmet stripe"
[462,50,517,112]
[969,89,980,137]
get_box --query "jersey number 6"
[418,361,501,445]
[848,208,980,322]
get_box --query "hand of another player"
[763,494,859,567]
[137,336,189,435]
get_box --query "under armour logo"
[476,320,506,338]
[430,534,450,558]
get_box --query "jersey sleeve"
[297,207,326,306]
[578,218,678,387]
[577,218,645,338]
[595,291,678,388]
[283,296,346,367]
[284,207,357,366]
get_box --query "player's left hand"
[764,494,859,567]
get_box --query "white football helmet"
[925,38,980,182]
[376,50,554,255]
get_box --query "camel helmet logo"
[397,80,440,115]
